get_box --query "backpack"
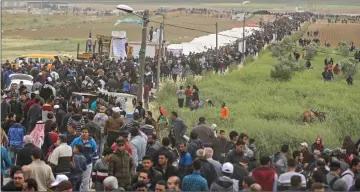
[270,152,281,168]
[324,173,351,191]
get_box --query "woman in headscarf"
[311,136,324,153]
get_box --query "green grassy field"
[1,38,84,61]
[156,47,360,156]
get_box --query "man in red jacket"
[251,156,278,191]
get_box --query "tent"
[247,23,258,27]
[167,27,262,55]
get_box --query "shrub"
[337,41,350,56]
[270,42,286,57]
[270,59,294,81]
[340,58,358,77]
[304,42,319,60]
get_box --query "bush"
[282,36,295,50]
[304,42,319,60]
[340,58,359,77]
[270,59,294,81]
[337,41,350,56]
[270,42,286,57]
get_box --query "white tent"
[167,27,262,55]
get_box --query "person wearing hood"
[210,162,238,191]
[311,136,325,153]
[191,117,215,147]
[105,111,124,148]
[67,107,86,135]
[187,132,204,161]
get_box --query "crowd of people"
[4,11,360,192]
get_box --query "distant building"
[3,1,27,8]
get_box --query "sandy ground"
[3,13,274,42]
[305,22,360,47]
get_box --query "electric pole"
[216,22,219,62]
[138,10,149,101]
[156,23,163,92]
[242,12,246,55]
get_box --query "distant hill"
[4,0,360,5]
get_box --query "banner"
[114,18,143,26]
[238,40,246,53]
[113,39,127,59]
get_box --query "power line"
[151,20,245,39]
[151,20,357,58]
[163,17,215,26]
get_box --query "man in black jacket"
[225,140,245,164]
[27,97,42,133]
[133,156,163,190]
[232,156,250,191]
[155,153,178,181]
[1,169,24,191]
[16,135,44,167]
[152,137,176,167]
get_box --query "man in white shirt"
[48,135,72,174]
[278,159,306,191]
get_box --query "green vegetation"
[157,47,360,156]
[337,42,350,57]
[1,39,84,61]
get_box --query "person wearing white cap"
[300,142,313,169]
[210,162,238,191]
[51,174,69,187]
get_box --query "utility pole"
[242,12,246,54]
[216,22,219,61]
[156,23,163,92]
[27,0,30,29]
[162,14,165,43]
[138,9,149,101]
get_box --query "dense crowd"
[4,11,360,192]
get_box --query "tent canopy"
[167,27,262,55]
